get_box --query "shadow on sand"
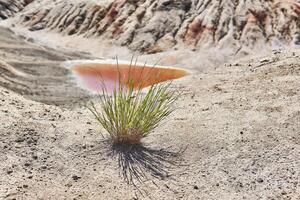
[107,143,186,185]
[79,138,187,197]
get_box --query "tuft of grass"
[88,65,178,145]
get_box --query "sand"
[0,26,300,199]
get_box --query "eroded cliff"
[8,0,300,54]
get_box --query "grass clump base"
[88,72,178,145]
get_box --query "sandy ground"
[0,26,300,199]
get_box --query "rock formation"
[6,0,299,55]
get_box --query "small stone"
[15,138,25,143]
[257,178,264,183]
[65,183,72,187]
[7,170,13,175]
[193,185,199,190]
[72,175,81,181]
[24,163,31,167]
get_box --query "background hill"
[1,0,300,69]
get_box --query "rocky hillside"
[4,0,300,55]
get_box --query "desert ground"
[0,26,299,199]
[0,0,300,200]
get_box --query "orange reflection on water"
[70,62,188,93]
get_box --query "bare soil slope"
[0,27,91,105]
